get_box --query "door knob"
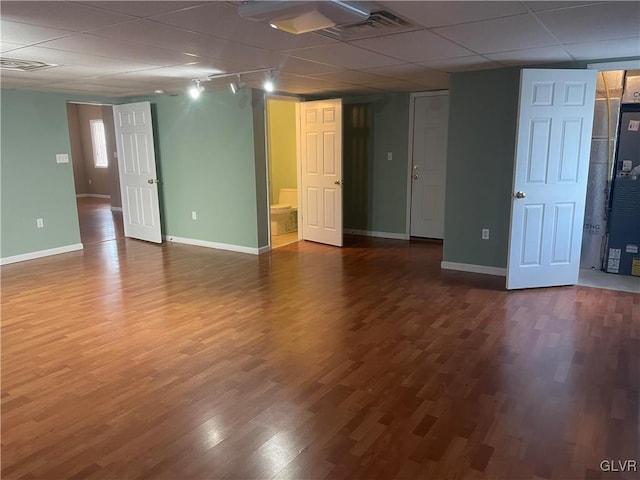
[515,191,526,199]
[148,179,159,184]
[412,174,419,180]
[334,180,342,185]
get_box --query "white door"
[112,102,162,243]
[410,92,449,238]
[300,99,343,247]
[507,69,596,290]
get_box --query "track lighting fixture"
[229,75,246,94]
[189,79,204,99]
[188,68,278,97]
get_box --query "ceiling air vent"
[0,58,57,72]
[317,10,418,41]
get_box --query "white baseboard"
[76,194,111,199]
[1,243,84,265]
[111,206,122,212]
[344,228,409,240]
[441,261,506,277]
[257,245,271,254]
[164,235,264,255]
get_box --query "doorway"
[266,97,299,249]
[66,102,123,245]
[579,65,640,292]
[407,91,449,240]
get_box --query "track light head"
[263,71,276,93]
[230,75,246,94]
[189,79,204,99]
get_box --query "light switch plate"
[56,154,69,164]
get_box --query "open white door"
[112,101,162,243]
[410,92,449,239]
[507,69,596,289]
[300,99,343,247]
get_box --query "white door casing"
[409,92,449,239]
[112,102,162,243]
[507,69,596,290]
[300,99,343,247]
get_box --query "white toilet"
[270,188,298,235]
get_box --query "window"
[90,119,109,168]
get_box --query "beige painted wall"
[66,103,87,194]
[77,104,110,196]
[267,100,297,205]
[101,106,121,208]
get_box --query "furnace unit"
[605,104,640,276]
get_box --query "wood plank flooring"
[1,232,638,479]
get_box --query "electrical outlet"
[88,179,92,184]
[37,218,44,228]
[191,211,197,220]
[387,152,393,161]
[482,228,490,240]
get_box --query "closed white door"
[507,69,596,289]
[300,99,343,247]
[112,102,162,243]
[410,92,449,238]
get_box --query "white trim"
[111,206,122,212]
[441,261,506,277]
[587,60,640,71]
[1,243,83,265]
[164,235,265,255]
[76,193,111,199]
[258,245,271,254]
[406,90,450,239]
[344,228,408,240]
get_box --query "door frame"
[263,93,303,250]
[66,100,119,243]
[405,90,450,240]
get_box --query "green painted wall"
[137,89,262,248]
[343,92,410,234]
[252,91,269,248]
[266,100,297,205]
[443,68,520,269]
[1,90,84,258]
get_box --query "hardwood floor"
[76,197,124,244]
[272,231,299,249]
[1,233,638,479]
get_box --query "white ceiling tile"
[525,2,607,12]
[351,30,474,62]
[89,20,220,57]
[277,56,342,76]
[0,65,120,82]
[564,37,640,60]
[362,63,443,81]
[0,2,136,32]
[433,14,559,53]
[359,78,425,91]
[1,20,72,45]
[6,46,158,71]
[286,43,403,69]
[309,70,391,85]
[151,3,244,39]
[536,3,640,43]
[45,82,133,94]
[1,41,25,53]
[37,34,199,67]
[153,2,334,51]
[379,1,527,28]
[485,46,573,65]
[80,2,206,18]
[420,55,503,72]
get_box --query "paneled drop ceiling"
[1,1,639,97]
